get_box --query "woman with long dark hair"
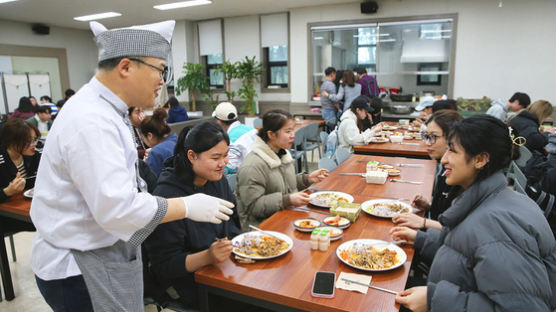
[9,96,36,120]
[322,69,361,111]
[236,109,329,231]
[144,121,241,309]
[391,115,556,311]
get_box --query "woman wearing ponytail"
[144,121,242,310]
[140,108,177,177]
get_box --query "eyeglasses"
[128,58,168,82]
[28,137,40,147]
[420,131,441,144]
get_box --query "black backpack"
[523,152,556,235]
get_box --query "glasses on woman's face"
[421,131,440,144]
[28,137,40,147]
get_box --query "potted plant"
[175,62,210,112]
[215,60,239,103]
[236,56,263,117]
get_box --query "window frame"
[263,46,288,89]
[260,13,290,94]
[203,54,224,89]
[417,63,442,86]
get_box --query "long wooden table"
[195,154,436,312]
[353,122,429,159]
[0,194,32,301]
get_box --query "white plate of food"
[318,226,343,241]
[23,188,34,199]
[293,218,321,232]
[232,231,293,260]
[382,125,399,131]
[361,199,414,218]
[369,137,389,143]
[309,191,354,208]
[337,239,407,272]
[323,215,351,229]
[385,168,401,176]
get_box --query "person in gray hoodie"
[391,115,556,312]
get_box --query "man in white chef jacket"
[30,20,234,312]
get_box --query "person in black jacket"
[510,100,553,153]
[0,119,40,233]
[144,121,241,309]
[393,110,464,230]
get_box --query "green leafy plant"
[215,60,239,102]
[236,56,263,116]
[175,62,210,112]
[456,96,492,116]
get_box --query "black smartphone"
[311,271,335,298]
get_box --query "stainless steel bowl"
[391,105,411,114]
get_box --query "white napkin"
[335,272,372,294]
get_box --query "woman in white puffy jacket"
[338,96,383,152]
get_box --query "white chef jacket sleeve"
[63,122,166,244]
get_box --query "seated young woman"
[0,119,40,232]
[144,121,240,309]
[393,110,463,231]
[509,99,553,153]
[140,108,178,177]
[391,115,556,312]
[337,96,383,152]
[236,109,329,231]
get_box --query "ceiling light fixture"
[74,12,122,22]
[154,0,212,10]
[0,0,18,3]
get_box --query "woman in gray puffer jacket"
[391,115,556,312]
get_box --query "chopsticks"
[248,225,283,240]
[290,207,331,216]
[341,278,398,295]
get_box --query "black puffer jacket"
[510,110,549,153]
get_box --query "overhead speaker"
[360,1,378,14]
[32,24,50,35]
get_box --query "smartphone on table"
[311,271,336,298]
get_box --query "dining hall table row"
[353,122,430,159]
[195,154,437,312]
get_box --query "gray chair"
[301,123,321,161]
[515,145,532,167]
[253,117,263,128]
[226,173,237,193]
[318,157,337,172]
[507,161,527,194]
[334,147,351,165]
[319,131,329,155]
[289,128,308,173]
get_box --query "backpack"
[523,152,556,234]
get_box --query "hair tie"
[508,126,526,147]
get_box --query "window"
[198,19,223,88]
[310,17,454,102]
[261,13,289,90]
[357,27,377,72]
[264,45,288,88]
[420,23,445,40]
[417,63,442,85]
[205,53,223,88]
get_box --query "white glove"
[182,193,234,224]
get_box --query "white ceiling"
[0,0,359,30]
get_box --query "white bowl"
[390,135,403,143]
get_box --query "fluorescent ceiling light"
[74,12,122,22]
[154,0,212,10]
[0,0,18,3]
[314,36,324,40]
